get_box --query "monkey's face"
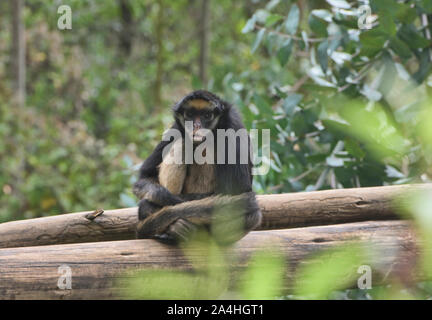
[175,98,221,143]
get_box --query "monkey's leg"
[136,194,213,242]
[137,199,162,221]
[136,192,262,245]
[153,218,198,244]
[137,193,213,244]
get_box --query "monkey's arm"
[136,193,214,222]
[133,140,183,206]
[133,178,183,206]
[136,192,262,244]
[179,193,214,201]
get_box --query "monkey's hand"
[133,178,184,206]
[137,199,162,221]
[179,193,214,201]
[154,219,198,244]
[136,210,198,244]
[136,193,261,245]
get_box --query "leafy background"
[1,0,432,300]
[1,0,431,222]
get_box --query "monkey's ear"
[215,101,228,114]
[172,101,184,114]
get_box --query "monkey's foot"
[154,218,197,245]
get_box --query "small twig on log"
[85,209,104,221]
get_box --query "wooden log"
[0,184,429,249]
[0,221,418,299]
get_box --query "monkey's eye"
[204,112,213,120]
[184,110,193,118]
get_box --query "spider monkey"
[133,90,262,245]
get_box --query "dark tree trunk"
[154,0,165,109]
[11,0,26,106]
[198,0,210,87]
[118,0,134,56]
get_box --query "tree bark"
[198,0,210,86]
[11,0,26,106]
[0,184,429,249]
[0,221,418,299]
[118,0,134,55]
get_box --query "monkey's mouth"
[185,127,207,144]
[193,132,206,144]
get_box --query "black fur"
[136,192,261,244]
[133,90,262,244]
[214,106,253,195]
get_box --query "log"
[0,221,418,299]
[0,184,429,249]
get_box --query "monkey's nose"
[193,118,202,130]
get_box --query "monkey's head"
[173,90,228,143]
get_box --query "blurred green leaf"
[309,14,328,38]
[251,28,266,53]
[265,14,284,27]
[285,4,300,35]
[360,29,387,57]
[344,138,366,159]
[326,0,350,9]
[294,244,367,299]
[326,155,344,167]
[122,269,225,299]
[317,40,329,73]
[239,250,285,299]
[419,0,432,14]
[242,14,256,33]
[283,93,303,115]
[398,24,430,49]
[277,39,293,67]
[389,37,412,60]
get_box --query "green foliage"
[239,251,285,299]
[2,0,432,300]
[0,102,134,221]
[229,0,432,195]
[0,0,259,220]
[294,244,367,299]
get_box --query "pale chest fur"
[182,163,215,194]
[158,139,216,195]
